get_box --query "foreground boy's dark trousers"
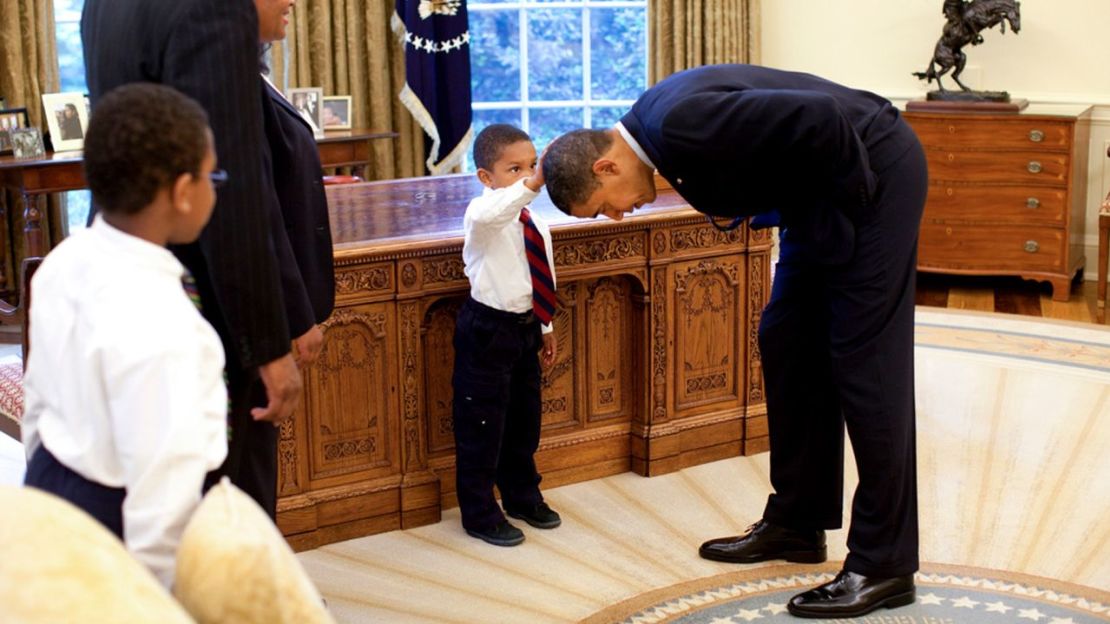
[452,297,544,532]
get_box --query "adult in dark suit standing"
[542,64,927,619]
[82,0,304,512]
[242,0,335,515]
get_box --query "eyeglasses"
[209,169,229,188]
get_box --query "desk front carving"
[277,175,772,550]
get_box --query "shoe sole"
[465,529,525,547]
[698,545,827,564]
[506,511,562,529]
[786,589,916,618]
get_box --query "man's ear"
[170,172,193,215]
[592,158,618,177]
[476,167,494,187]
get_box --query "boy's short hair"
[473,123,531,171]
[83,83,211,216]
[541,129,613,215]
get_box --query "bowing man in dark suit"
[543,64,927,619]
[82,0,304,511]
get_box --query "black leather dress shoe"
[787,570,915,618]
[505,501,562,529]
[699,520,826,564]
[466,520,525,547]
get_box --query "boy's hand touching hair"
[524,146,548,193]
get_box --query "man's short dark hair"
[83,83,210,216]
[541,129,612,215]
[473,123,531,171]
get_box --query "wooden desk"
[277,175,773,550]
[0,129,395,300]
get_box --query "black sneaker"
[505,501,562,529]
[466,520,525,547]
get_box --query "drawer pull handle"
[1027,161,1042,174]
[1026,197,1040,209]
[1029,129,1045,142]
[1024,240,1039,253]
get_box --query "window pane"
[528,107,583,151]
[590,106,627,129]
[470,9,520,102]
[590,7,646,100]
[64,191,91,234]
[527,9,582,101]
[56,19,87,94]
[54,0,83,16]
[465,108,523,170]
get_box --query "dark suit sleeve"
[163,0,290,367]
[661,89,877,217]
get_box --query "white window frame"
[469,0,648,132]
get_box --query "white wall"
[761,0,1110,280]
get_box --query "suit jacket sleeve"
[164,0,290,367]
[660,89,877,218]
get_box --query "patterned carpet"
[299,309,1110,623]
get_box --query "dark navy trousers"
[452,297,544,532]
[759,126,928,578]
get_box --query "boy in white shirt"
[22,83,228,588]
[453,124,561,547]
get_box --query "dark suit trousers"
[221,364,279,519]
[758,132,927,577]
[452,297,544,532]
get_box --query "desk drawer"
[924,185,1067,225]
[919,222,1065,272]
[924,149,1069,185]
[908,118,1072,150]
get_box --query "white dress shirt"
[463,178,556,334]
[21,216,228,588]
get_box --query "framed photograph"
[10,127,45,160]
[286,87,324,136]
[0,107,31,156]
[321,96,352,130]
[41,92,90,152]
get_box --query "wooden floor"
[915,273,1105,325]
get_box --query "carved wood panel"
[540,284,577,430]
[671,257,744,413]
[333,262,394,305]
[423,297,463,458]
[307,304,399,487]
[582,277,636,424]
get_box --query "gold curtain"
[0,0,59,301]
[649,0,760,84]
[270,3,424,180]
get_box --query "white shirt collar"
[92,214,187,279]
[614,121,655,170]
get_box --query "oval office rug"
[580,562,1110,624]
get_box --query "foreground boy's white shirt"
[21,216,227,588]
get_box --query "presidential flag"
[392,0,473,174]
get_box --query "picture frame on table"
[286,87,324,137]
[321,96,352,130]
[0,107,30,156]
[41,92,90,152]
[11,127,45,160]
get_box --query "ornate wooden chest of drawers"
[903,105,1092,300]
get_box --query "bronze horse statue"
[914,0,1021,92]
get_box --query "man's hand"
[292,325,324,366]
[540,332,557,369]
[252,353,303,423]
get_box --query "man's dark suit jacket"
[620,64,917,264]
[82,0,290,369]
[261,80,335,333]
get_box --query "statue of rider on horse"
[913,0,1021,98]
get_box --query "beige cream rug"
[298,308,1110,623]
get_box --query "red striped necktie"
[519,207,556,324]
